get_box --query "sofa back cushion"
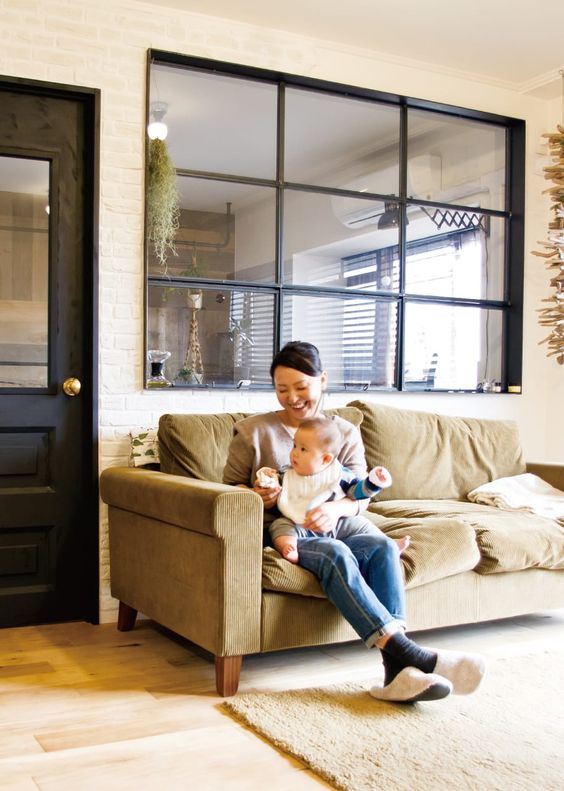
[347,400,526,500]
[159,412,251,482]
[159,406,363,483]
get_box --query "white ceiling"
[0,157,49,195]
[145,0,564,97]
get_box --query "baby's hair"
[298,416,342,455]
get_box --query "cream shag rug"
[222,650,564,791]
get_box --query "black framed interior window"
[145,50,525,393]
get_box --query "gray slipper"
[369,666,452,703]
[432,649,487,695]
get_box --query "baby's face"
[290,428,331,476]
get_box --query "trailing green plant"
[147,138,180,274]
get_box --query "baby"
[257,416,410,564]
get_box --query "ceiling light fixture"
[147,101,169,140]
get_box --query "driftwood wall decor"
[532,69,564,366]
[532,119,564,365]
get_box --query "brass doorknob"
[63,377,81,397]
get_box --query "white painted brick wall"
[0,0,556,624]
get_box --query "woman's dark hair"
[270,341,323,379]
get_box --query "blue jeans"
[297,530,407,647]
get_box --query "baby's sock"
[381,631,437,684]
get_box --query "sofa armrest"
[526,462,564,491]
[100,467,262,538]
[100,467,264,657]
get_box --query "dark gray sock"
[381,632,437,683]
[381,651,404,686]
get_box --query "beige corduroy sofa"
[100,401,564,696]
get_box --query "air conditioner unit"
[409,155,491,206]
[333,201,384,229]
[408,154,442,200]
[332,155,442,228]
[332,155,490,229]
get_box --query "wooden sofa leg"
[215,655,242,697]
[117,601,138,631]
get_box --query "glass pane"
[147,284,275,387]
[407,110,506,211]
[150,63,277,179]
[283,189,400,291]
[283,293,397,389]
[0,156,49,388]
[405,207,505,300]
[285,87,400,194]
[403,302,503,391]
[148,177,277,283]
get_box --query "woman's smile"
[273,365,327,427]
[286,399,317,422]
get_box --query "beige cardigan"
[222,411,367,489]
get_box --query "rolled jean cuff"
[364,618,407,648]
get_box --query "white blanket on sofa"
[467,473,564,525]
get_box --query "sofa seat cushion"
[262,548,326,598]
[369,499,496,519]
[471,512,564,573]
[379,517,480,588]
[369,500,564,574]
[262,515,480,595]
[348,400,526,500]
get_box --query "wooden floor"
[1,609,563,791]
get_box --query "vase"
[186,290,203,310]
[146,349,173,388]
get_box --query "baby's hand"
[255,467,279,489]
[369,466,392,488]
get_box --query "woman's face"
[273,365,327,427]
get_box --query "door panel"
[0,82,98,627]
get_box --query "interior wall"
[0,0,561,622]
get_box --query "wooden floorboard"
[1,610,563,790]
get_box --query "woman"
[223,341,485,703]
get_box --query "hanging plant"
[146,138,180,274]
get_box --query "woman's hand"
[303,501,341,533]
[253,480,281,510]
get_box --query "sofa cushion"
[368,499,497,519]
[348,400,526,500]
[380,517,481,588]
[471,513,564,574]
[368,499,564,574]
[159,406,364,484]
[323,405,364,428]
[159,412,251,482]
[262,548,326,597]
[262,516,480,595]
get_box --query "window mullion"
[145,53,524,393]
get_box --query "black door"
[0,79,98,627]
